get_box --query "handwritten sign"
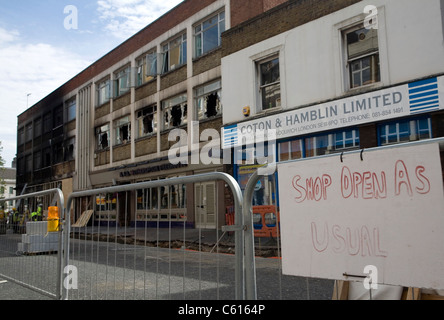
[278,142,444,290]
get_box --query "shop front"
[87,160,225,229]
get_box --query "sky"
[0,0,184,167]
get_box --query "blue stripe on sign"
[410,105,440,114]
[410,99,440,109]
[410,95,439,106]
[409,84,438,95]
[409,90,439,100]
[408,77,438,88]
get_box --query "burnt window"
[43,147,51,167]
[96,124,110,151]
[162,94,187,130]
[137,105,157,138]
[195,80,221,120]
[115,116,131,145]
[53,106,63,128]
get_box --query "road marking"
[0,280,8,284]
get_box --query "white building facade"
[221,0,444,205]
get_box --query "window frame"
[96,79,111,107]
[162,94,188,131]
[257,54,281,111]
[278,128,360,161]
[194,11,225,58]
[195,80,222,120]
[96,123,110,151]
[136,50,157,86]
[378,118,432,146]
[66,97,76,122]
[114,66,131,98]
[343,23,380,90]
[162,33,187,74]
[114,116,131,146]
[136,105,158,138]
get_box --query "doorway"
[194,182,216,229]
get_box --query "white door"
[194,182,216,229]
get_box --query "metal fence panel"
[62,172,245,300]
[0,189,64,299]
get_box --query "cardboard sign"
[278,142,444,290]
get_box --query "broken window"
[64,137,75,161]
[96,124,110,150]
[115,116,131,145]
[162,94,188,130]
[137,105,157,138]
[136,50,157,86]
[195,80,222,120]
[162,33,187,73]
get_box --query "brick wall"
[230,0,288,27]
[223,0,362,57]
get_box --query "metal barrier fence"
[62,172,246,300]
[0,189,64,299]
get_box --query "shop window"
[279,140,303,162]
[335,130,360,150]
[136,50,157,86]
[257,56,281,111]
[194,11,225,57]
[344,24,380,89]
[96,194,116,211]
[162,33,187,73]
[137,105,157,138]
[160,184,186,209]
[115,116,131,145]
[278,129,359,161]
[137,187,158,210]
[379,118,431,145]
[195,80,222,120]
[162,94,187,130]
[96,124,110,150]
[96,79,111,106]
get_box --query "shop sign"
[223,76,444,148]
[277,142,444,289]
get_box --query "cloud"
[97,0,184,39]
[0,27,92,166]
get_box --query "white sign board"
[223,76,444,149]
[278,142,444,290]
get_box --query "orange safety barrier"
[225,205,280,238]
[253,205,280,238]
